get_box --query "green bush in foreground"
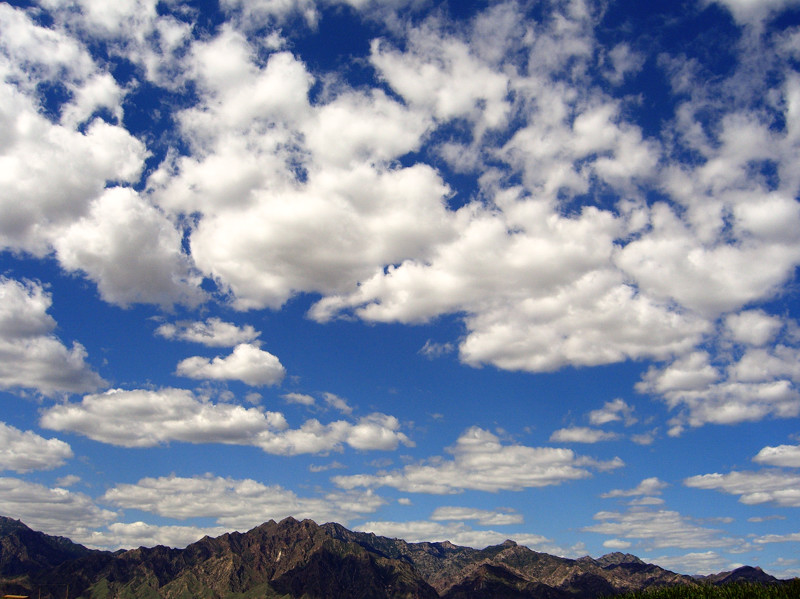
[610,580,800,599]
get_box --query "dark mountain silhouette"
[0,517,99,577]
[0,516,789,599]
[699,565,783,585]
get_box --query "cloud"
[0,422,73,473]
[82,521,229,551]
[53,187,204,307]
[334,427,622,494]
[725,310,784,347]
[753,444,800,467]
[40,387,412,455]
[603,538,632,549]
[369,18,511,130]
[684,470,800,507]
[583,506,739,550]
[0,6,146,255]
[638,343,800,431]
[283,392,316,406]
[156,318,260,347]
[354,520,560,554]
[588,399,637,427]
[705,0,800,25]
[753,532,800,544]
[176,343,286,386]
[430,506,523,526]
[0,477,116,539]
[101,474,385,530]
[323,392,353,415]
[0,278,105,396]
[549,427,619,443]
[649,551,736,576]
[601,478,669,498]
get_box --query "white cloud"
[0,422,73,473]
[370,19,511,131]
[220,0,319,29]
[725,310,784,347]
[0,278,105,396]
[40,387,412,455]
[82,521,229,551]
[603,538,631,549]
[430,506,523,526]
[638,347,800,431]
[588,399,637,427]
[753,444,800,468]
[323,392,353,415]
[0,6,146,255]
[604,43,645,85]
[601,477,668,498]
[334,427,622,494]
[101,474,385,530]
[53,187,203,307]
[354,520,560,554]
[753,532,800,544]
[706,0,800,25]
[550,427,619,443]
[40,387,287,448]
[176,343,286,386]
[156,318,260,347]
[0,477,116,540]
[649,551,735,576]
[584,506,737,550]
[283,392,316,406]
[684,470,800,507]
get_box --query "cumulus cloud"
[0,5,146,254]
[53,187,204,307]
[0,422,73,473]
[176,343,286,386]
[753,532,800,544]
[40,387,412,455]
[82,521,229,551]
[430,506,523,526]
[753,444,800,468]
[354,520,560,554]
[549,427,619,443]
[101,474,385,530]
[0,278,105,396]
[588,399,637,427]
[0,477,116,539]
[684,470,800,507]
[650,551,736,576]
[638,333,800,432]
[706,0,800,25]
[601,478,669,498]
[583,506,739,550]
[333,427,622,494]
[283,392,316,406]
[156,318,260,347]
[323,393,353,415]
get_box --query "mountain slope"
[0,516,788,599]
[0,517,101,577]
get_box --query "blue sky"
[1,0,800,579]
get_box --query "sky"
[1,0,800,580]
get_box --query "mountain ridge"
[0,516,789,599]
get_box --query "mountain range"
[0,516,788,598]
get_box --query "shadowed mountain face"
[0,518,100,577]
[0,516,785,599]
